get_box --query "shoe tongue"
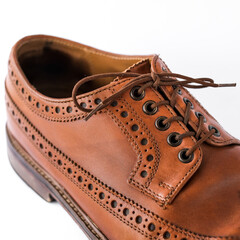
[113,58,151,82]
[123,55,170,76]
[112,55,168,83]
[150,55,171,74]
[125,58,151,74]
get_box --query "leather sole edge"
[6,127,108,240]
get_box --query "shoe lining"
[17,39,144,98]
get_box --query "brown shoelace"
[72,63,236,157]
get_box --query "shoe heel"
[7,130,55,203]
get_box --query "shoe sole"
[6,127,107,240]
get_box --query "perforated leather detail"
[107,86,202,206]
[6,91,224,240]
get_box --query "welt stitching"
[7,94,153,239]
[14,138,152,240]
[6,89,168,214]
[50,159,153,240]
[6,92,234,240]
[7,90,164,224]
[10,137,103,240]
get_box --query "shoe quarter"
[6,58,202,206]
[107,84,202,206]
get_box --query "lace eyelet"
[178,148,194,163]
[195,111,206,122]
[172,85,182,95]
[167,132,182,147]
[155,116,170,131]
[208,125,220,137]
[177,89,182,95]
[142,101,158,115]
[183,98,194,109]
[111,100,118,107]
[130,86,145,101]
[162,66,167,72]
[94,98,102,105]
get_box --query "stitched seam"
[107,85,203,210]
[11,135,154,240]
[108,86,163,190]
[105,108,164,203]
[107,87,170,202]
[10,62,236,145]
[149,86,203,203]
[6,90,236,240]
[124,59,150,73]
[9,69,131,120]
[121,98,161,188]
[9,136,103,240]
[45,156,153,239]
[7,95,154,239]
[157,57,235,145]
[159,182,174,190]
[17,37,144,61]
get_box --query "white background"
[0,1,239,239]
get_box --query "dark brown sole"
[6,128,107,240]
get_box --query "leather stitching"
[117,98,161,187]
[108,82,202,206]
[6,91,236,240]
[157,57,236,145]
[17,37,144,61]
[9,66,202,207]
[9,136,104,240]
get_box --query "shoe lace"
[72,58,236,157]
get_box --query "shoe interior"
[16,38,145,98]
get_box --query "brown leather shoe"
[5,35,240,240]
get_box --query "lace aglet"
[84,102,103,121]
[218,83,237,87]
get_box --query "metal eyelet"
[178,148,194,163]
[173,85,182,95]
[142,101,158,115]
[208,125,221,137]
[162,66,167,72]
[94,98,102,105]
[183,98,194,109]
[130,86,145,101]
[155,116,170,131]
[195,112,206,123]
[167,132,182,147]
